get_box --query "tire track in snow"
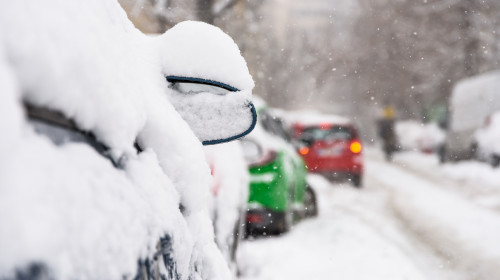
[385,151,500,213]
[238,174,462,280]
[366,152,500,280]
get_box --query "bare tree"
[196,0,242,24]
[350,0,500,119]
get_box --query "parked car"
[474,112,500,167]
[204,142,249,274]
[241,98,317,236]
[288,112,364,187]
[0,1,255,279]
[395,120,445,154]
[440,70,500,162]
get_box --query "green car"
[240,99,317,236]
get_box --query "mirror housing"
[158,21,257,145]
[166,76,257,145]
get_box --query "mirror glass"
[166,76,257,145]
[170,82,232,96]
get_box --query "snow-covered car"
[395,120,445,153]
[204,143,249,274]
[241,97,317,236]
[0,1,255,279]
[474,112,500,167]
[441,70,500,162]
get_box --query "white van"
[441,70,500,162]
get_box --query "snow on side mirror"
[166,76,256,145]
[158,20,257,145]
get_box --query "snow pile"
[393,151,500,191]
[395,120,445,152]
[0,0,253,279]
[442,161,500,190]
[474,111,500,158]
[204,142,249,273]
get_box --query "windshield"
[28,119,115,165]
[300,126,353,142]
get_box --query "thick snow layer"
[159,21,255,144]
[392,151,500,190]
[0,0,252,279]
[157,21,254,91]
[451,70,500,132]
[204,142,249,273]
[395,120,445,152]
[474,112,500,156]
[243,97,298,163]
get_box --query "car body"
[288,112,364,187]
[204,142,249,273]
[0,1,255,279]
[441,70,500,162]
[240,98,315,236]
[395,120,445,154]
[474,112,500,167]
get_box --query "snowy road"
[237,148,500,280]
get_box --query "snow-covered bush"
[0,0,253,279]
[395,120,445,153]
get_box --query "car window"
[301,126,354,141]
[27,106,117,166]
[170,82,232,96]
[260,110,290,140]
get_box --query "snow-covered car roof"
[451,70,500,132]
[283,110,353,127]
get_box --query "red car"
[292,117,364,187]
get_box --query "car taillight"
[299,146,309,155]
[246,213,263,223]
[350,141,362,154]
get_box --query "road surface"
[237,148,500,280]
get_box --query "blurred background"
[118,0,500,139]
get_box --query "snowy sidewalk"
[389,150,500,211]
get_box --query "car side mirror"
[158,21,257,145]
[166,76,257,145]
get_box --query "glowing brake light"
[319,123,332,130]
[299,147,309,155]
[350,141,362,154]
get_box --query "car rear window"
[300,125,355,141]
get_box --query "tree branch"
[212,0,241,17]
